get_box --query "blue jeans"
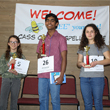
[80,77,104,110]
[38,78,61,110]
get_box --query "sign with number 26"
[37,56,54,74]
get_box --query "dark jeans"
[0,78,21,110]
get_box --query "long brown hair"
[5,35,22,60]
[79,23,105,51]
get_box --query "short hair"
[45,13,59,29]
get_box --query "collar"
[46,30,58,38]
[10,52,17,57]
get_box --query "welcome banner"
[14,3,109,45]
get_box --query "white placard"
[84,56,104,72]
[37,56,54,74]
[9,57,30,74]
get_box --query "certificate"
[37,56,54,74]
[84,56,104,72]
[9,57,30,74]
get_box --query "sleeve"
[77,49,84,55]
[21,54,26,59]
[0,54,9,75]
[60,36,67,52]
[36,39,42,54]
[17,73,26,78]
[102,45,109,53]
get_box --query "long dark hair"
[79,23,105,50]
[5,35,22,60]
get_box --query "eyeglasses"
[9,41,18,44]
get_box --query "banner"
[14,3,109,45]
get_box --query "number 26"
[43,60,49,65]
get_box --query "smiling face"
[85,26,96,43]
[45,16,58,31]
[8,37,20,53]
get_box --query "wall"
[0,0,110,110]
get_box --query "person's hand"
[39,46,42,54]
[9,69,18,75]
[81,62,91,68]
[9,59,16,65]
[39,45,46,54]
[81,62,86,67]
[90,61,98,67]
[55,76,64,85]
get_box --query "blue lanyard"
[49,35,53,56]
[45,35,53,56]
[97,47,99,56]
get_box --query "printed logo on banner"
[14,4,109,45]
[25,21,44,33]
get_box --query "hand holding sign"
[9,57,30,74]
[84,56,104,72]
[89,58,98,67]
[9,69,18,75]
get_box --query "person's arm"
[0,54,9,74]
[8,69,18,75]
[37,46,42,59]
[37,39,43,59]
[90,51,110,67]
[77,53,86,68]
[0,55,17,75]
[56,50,67,85]
[9,54,26,76]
